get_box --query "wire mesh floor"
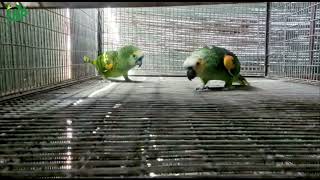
[0,77,319,178]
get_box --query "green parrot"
[183,45,249,90]
[83,45,144,82]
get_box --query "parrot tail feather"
[83,56,96,65]
[83,56,91,63]
[238,74,250,86]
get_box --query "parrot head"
[183,48,208,81]
[118,45,144,68]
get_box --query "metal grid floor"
[0,77,319,178]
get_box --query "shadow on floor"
[199,85,261,92]
[108,79,144,83]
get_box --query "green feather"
[188,45,247,88]
[83,45,143,80]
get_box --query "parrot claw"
[222,86,235,91]
[123,74,133,82]
[196,86,209,92]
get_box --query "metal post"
[264,2,270,77]
[309,2,316,65]
[97,8,103,55]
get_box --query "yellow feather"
[105,63,113,70]
[224,55,235,71]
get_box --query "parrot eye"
[196,62,200,66]
[133,54,136,58]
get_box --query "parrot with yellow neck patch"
[183,45,249,90]
[83,45,144,82]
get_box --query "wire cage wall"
[102,3,267,76]
[0,8,98,98]
[0,2,320,179]
[268,2,320,83]
[0,2,320,97]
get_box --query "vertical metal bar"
[29,10,34,89]
[5,19,10,95]
[10,18,16,94]
[97,8,102,55]
[309,2,316,65]
[0,18,4,96]
[63,10,66,82]
[26,10,30,89]
[16,22,22,92]
[51,10,54,84]
[265,2,270,77]
[71,9,75,80]
[39,10,43,87]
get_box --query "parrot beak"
[187,67,196,81]
[135,56,144,68]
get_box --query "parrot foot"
[123,74,133,82]
[196,86,210,91]
[222,86,235,91]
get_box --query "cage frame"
[0,2,319,102]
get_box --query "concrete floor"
[0,77,319,178]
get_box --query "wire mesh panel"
[102,3,267,76]
[0,8,98,98]
[69,9,98,80]
[268,2,320,83]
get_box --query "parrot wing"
[223,54,237,77]
[206,46,240,77]
[219,48,240,77]
[83,52,117,76]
